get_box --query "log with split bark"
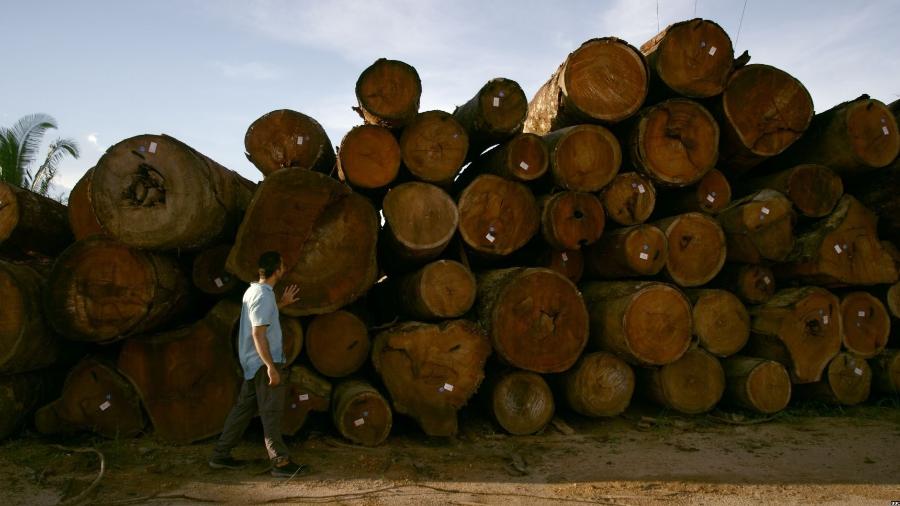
[722,356,792,414]
[244,109,336,177]
[0,181,72,258]
[331,380,392,446]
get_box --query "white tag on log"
[834,244,843,254]
[883,126,890,136]
[637,184,646,194]
[99,401,111,411]
[148,142,158,154]
[561,252,568,262]
[854,368,863,376]
[353,418,365,427]
[639,252,649,260]
[443,383,454,392]
[291,403,296,409]
[519,161,529,171]
[493,97,500,107]
[297,136,304,145]
[763,276,771,285]
[298,393,309,401]
[761,207,770,215]
[706,193,716,203]
[857,310,866,317]
[213,277,224,288]
[485,232,495,243]
[708,46,717,56]
[823,315,829,325]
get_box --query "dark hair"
[258,251,282,278]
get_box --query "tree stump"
[337,125,401,189]
[561,351,635,417]
[453,78,528,161]
[471,133,549,183]
[282,365,332,436]
[543,125,622,192]
[355,58,421,129]
[382,182,458,262]
[0,260,59,374]
[244,109,336,177]
[654,168,732,215]
[484,370,554,435]
[641,348,725,414]
[0,181,72,258]
[686,289,750,358]
[400,110,468,186]
[305,311,370,378]
[192,244,238,295]
[0,372,58,440]
[598,172,656,226]
[331,380,392,446]
[68,168,106,240]
[584,224,667,278]
[714,264,775,304]
[717,190,795,264]
[539,191,605,250]
[742,164,843,218]
[458,175,539,258]
[653,212,726,287]
[395,260,476,320]
[795,352,871,405]
[870,349,900,395]
[839,292,890,358]
[722,356,791,414]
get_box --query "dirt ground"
[2,401,899,505]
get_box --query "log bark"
[653,212,726,287]
[282,365,331,436]
[0,181,72,258]
[458,174,539,258]
[584,224,667,278]
[470,133,549,183]
[839,292,890,358]
[400,110,468,186]
[654,168,732,215]
[477,268,588,373]
[453,78,528,161]
[561,351,635,417]
[722,356,791,414]
[640,347,725,414]
[581,281,692,366]
[395,260,476,320]
[91,134,255,250]
[598,172,656,226]
[0,260,60,373]
[281,316,304,365]
[227,169,379,316]
[68,168,106,240]
[337,125,401,189]
[870,348,900,394]
[244,109,336,177]
[716,190,795,263]
[640,18,734,99]
[774,195,899,286]
[743,287,842,384]
[382,182,458,262]
[372,320,491,436]
[305,310,370,378]
[35,357,145,439]
[44,238,191,343]
[795,352,871,405]
[191,244,238,295]
[331,380,392,446]
[117,299,243,444]
[539,191,605,250]
[686,289,750,358]
[543,125,622,192]
[714,264,775,304]
[484,370,554,435]
[524,37,649,134]
[354,58,421,129]
[742,164,843,218]
[0,372,58,440]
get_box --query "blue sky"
[2,0,898,197]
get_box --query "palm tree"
[0,114,80,195]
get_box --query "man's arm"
[251,325,280,386]
[277,284,300,309]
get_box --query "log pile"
[1,16,899,448]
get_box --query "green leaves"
[0,114,79,195]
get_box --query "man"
[209,251,305,478]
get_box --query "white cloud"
[213,61,284,81]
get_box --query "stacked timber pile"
[2,18,899,446]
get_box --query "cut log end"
[839,292,889,358]
[871,349,900,395]
[458,175,539,257]
[642,19,734,98]
[400,110,468,185]
[383,182,458,261]
[355,58,421,129]
[282,366,332,436]
[402,260,477,319]
[658,213,726,287]
[338,125,401,189]
[585,224,668,278]
[887,282,900,319]
[332,380,392,446]
[845,98,900,168]
[693,169,732,214]
[540,191,605,250]
[192,244,238,295]
[306,311,370,378]
[473,78,528,135]
[539,248,584,283]
[489,371,554,435]
[810,353,873,405]
[563,352,635,417]
[488,133,549,182]
[564,38,649,122]
[68,168,106,240]
[720,190,795,264]
[645,348,725,414]
[729,264,776,304]
[548,125,622,192]
[600,172,656,226]
[690,289,750,357]
[782,164,844,218]
[244,109,335,176]
[723,356,791,414]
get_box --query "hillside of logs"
[2,18,900,446]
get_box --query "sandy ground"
[1,402,899,505]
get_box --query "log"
[774,195,899,286]
[716,190,795,263]
[227,169,378,316]
[888,282,900,319]
[715,264,775,304]
[354,58,421,129]
[0,260,60,373]
[305,310,370,378]
[399,110,469,186]
[372,320,491,436]
[68,168,106,240]
[686,289,750,358]
[281,316,304,365]
[35,357,145,439]
[0,372,57,440]
[654,168,732,215]
[839,292,890,358]
[382,182,458,262]
[282,365,331,436]
[453,78,528,161]
[743,287,842,384]
[722,356,791,414]
[244,109,336,177]
[641,347,725,414]
[846,165,900,247]
[742,164,843,218]
[584,224,667,278]
[622,98,719,186]
[44,238,191,343]
[534,247,584,283]
[0,181,72,258]
[91,134,255,250]
[539,191,605,250]
[337,125,400,189]
[191,244,238,295]
[581,281,692,366]
[598,172,656,226]
[640,18,734,98]
[331,380,392,446]
[477,268,588,373]
[484,370,554,435]
[471,133,549,183]
[870,349,900,395]
[715,64,813,172]
[396,260,476,320]
[524,37,648,134]
[795,352,871,405]
[543,125,622,192]
[117,299,243,444]
[653,212,726,287]
[458,174,539,258]
[561,351,635,417]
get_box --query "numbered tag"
[561,252,568,262]
[99,401,111,411]
[708,46,717,56]
[639,252,649,260]
[214,277,224,288]
[298,393,309,401]
[519,161,529,171]
[353,418,365,427]
[637,184,646,194]
[493,97,501,107]
[148,142,158,154]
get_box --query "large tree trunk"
[716,190,795,263]
[870,349,900,394]
[117,299,243,444]
[244,109,336,177]
[524,37,648,134]
[354,58,421,129]
[458,175,539,258]
[561,351,635,417]
[581,281,692,366]
[337,125,401,190]
[373,320,491,436]
[714,263,775,304]
[305,310,371,378]
[399,110,469,186]
[686,289,750,358]
[0,372,59,440]
[382,182,458,262]
[68,168,106,240]
[654,168,732,215]
[538,191,605,250]
[484,370,554,435]
[394,260,477,320]
[653,212,726,287]
[0,260,60,373]
[331,380,392,447]
[44,238,191,343]
[282,365,332,436]
[795,352,871,405]
[453,78,528,161]
[90,134,255,251]
[640,347,725,414]
[722,356,792,414]
[477,268,588,373]
[598,172,656,226]
[742,164,843,218]
[0,181,72,258]
[191,244,238,295]
[584,224,667,278]
[543,125,622,192]
[839,292,890,358]
[227,169,378,316]
[469,133,549,183]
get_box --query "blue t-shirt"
[238,282,285,380]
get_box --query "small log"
[337,125,401,189]
[382,182,458,262]
[0,181,72,258]
[0,260,60,374]
[640,348,725,414]
[0,372,58,440]
[453,78,528,161]
[477,268,588,373]
[686,289,750,358]
[584,224,667,278]
[543,125,622,192]
[282,365,331,436]
[458,174,539,258]
[396,260,476,320]
[722,356,791,414]
[484,370,554,435]
[653,212,726,287]
[191,244,238,295]
[888,282,900,319]
[539,191,605,250]
[331,380,392,446]
[399,110,468,186]
[598,172,656,226]
[471,133,549,183]
[654,168,732,215]
[534,247,584,283]
[742,164,843,218]
[870,349,900,394]
[561,351,635,417]
[244,109,336,177]
[581,281,692,366]
[839,292,890,358]
[524,37,648,134]
[355,58,421,129]
[714,264,775,304]
[281,316,304,365]
[717,190,795,264]
[373,320,491,436]
[68,168,106,240]
[305,310,370,378]
[795,352,871,405]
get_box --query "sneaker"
[271,461,307,478]
[208,456,245,470]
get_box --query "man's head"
[258,251,284,282]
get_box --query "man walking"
[209,251,305,477]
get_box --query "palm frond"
[31,137,80,195]
[9,114,58,185]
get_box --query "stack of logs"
[2,18,900,446]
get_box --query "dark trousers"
[212,364,289,462]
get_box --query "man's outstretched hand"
[278,284,300,309]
